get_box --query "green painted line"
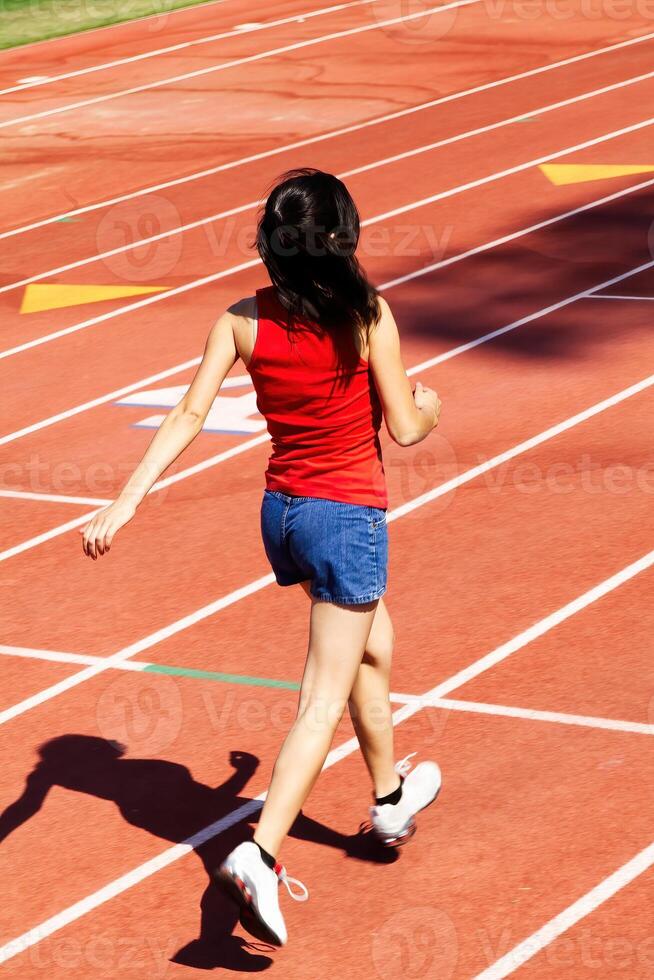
[143,662,300,690]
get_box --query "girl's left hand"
[79,497,136,560]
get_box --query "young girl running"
[81,169,442,947]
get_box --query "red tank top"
[248,286,387,508]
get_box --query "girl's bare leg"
[346,598,400,799]
[253,595,377,858]
[300,585,399,798]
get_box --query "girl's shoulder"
[225,296,257,367]
[226,295,257,322]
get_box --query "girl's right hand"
[414,381,442,427]
[79,497,137,560]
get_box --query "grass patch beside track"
[0,0,217,50]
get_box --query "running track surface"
[1,1,653,976]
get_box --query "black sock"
[375,777,403,807]
[254,840,276,870]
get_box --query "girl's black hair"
[256,169,381,345]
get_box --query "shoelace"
[395,751,417,778]
[274,863,309,902]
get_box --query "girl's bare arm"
[81,310,239,559]
[368,296,441,447]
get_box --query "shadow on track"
[389,189,654,361]
[0,734,397,971]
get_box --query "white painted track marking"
[0,0,484,131]
[587,293,654,301]
[404,550,654,702]
[4,67,653,299]
[3,31,651,239]
[0,644,143,670]
[1,644,651,736]
[0,489,111,505]
[0,0,381,97]
[474,843,654,978]
[389,695,654,736]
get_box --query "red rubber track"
[457,562,654,724]
[0,498,95,551]
[2,31,653,284]
[1,1,653,225]
[0,0,308,81]
[1,1,653,977]
[524,870,654,977]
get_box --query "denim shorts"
[260,489,388,605]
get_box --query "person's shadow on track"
[0,734,397,971]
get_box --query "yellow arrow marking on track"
[20,283,169,314]
[540,164,654,186]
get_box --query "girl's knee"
[364,625,395,672]
[297,693,348,730]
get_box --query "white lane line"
[390,372,654,523]
[3,255,654,564]
[0,260,258,364]
[0,512,105,561]
[396,254,654,377]
[0,572,277,725]
[0,796,266,967]
[369,114,654,225]
[0,489,111,505]
[3,31,652,240]
[2,547,653,964]
[0,644,142,670]
[0,354,204,448]
[0,0,381,97]
[474,843,654,978]
[389,695,654,736]
[0,0,483,132]
[2,645,651,737]
[410,549,654,701]
[587,293,654,301]
[0,433,270,562]
[3,370,654,720]
[4,114,654,370]
[343,68,654,180]
[380,174,654,292]
[5,68,653,299]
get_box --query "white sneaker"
[370,752,442,846]
[216,841,308,946]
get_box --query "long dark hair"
[256,169,381,346]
